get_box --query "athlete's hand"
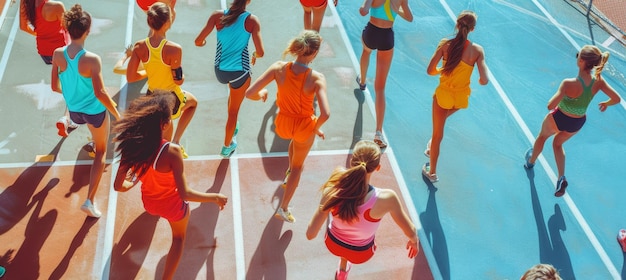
[315,129,325,140]
[599,101,608,112]
[259,88,268,102]
[406,239,419,259]
[214,194,228,210]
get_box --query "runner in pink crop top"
[329,186,381,246]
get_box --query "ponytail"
[441,11,477,76]
[594,51,610,79]
[320,140,381,223]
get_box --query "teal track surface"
[336,0,626,279]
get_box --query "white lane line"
[0,0,13,31]
[439,0,620,278]
[0,132,16,149]
[0,7,19,84]
[327,3,441,279]
[230,158,246,280]
[100,0,136,279]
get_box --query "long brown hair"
[21,0,37,28]
[220,0,248,27]
[147,2,171,31]
[441,10,476,76]
[113,90,176,178]
[321,140,381,223]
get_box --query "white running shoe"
[81,199,102,218]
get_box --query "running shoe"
[524,148,534,169]
[335,261,351,280]
[220,141,237,158]
[276,207,295,223]
[81,199,102,218]
[424,139,431,158]
[374,131,387,149]
[83,142,96,158]
[356,75,366,91]
[554,176,568,197]
[422,162,439,183]
[617,229,626,252]
[281,169,291,188]
[56,116,79,137]
[180,145,189,159]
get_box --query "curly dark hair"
[113,90,176,178]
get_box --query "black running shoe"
[554,176,568,197]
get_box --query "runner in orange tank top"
[246,31,330,223]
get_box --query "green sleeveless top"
[558,77,595,117]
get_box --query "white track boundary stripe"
[230,159,246,280]
[0,7,19,84]
[0,0,12,31]
[439,0,619,277]
[101,0,136,278]
[327,3,442,279]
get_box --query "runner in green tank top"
[524,45,621,197]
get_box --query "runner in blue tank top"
[195,0,265,158]
[51,4,121,218]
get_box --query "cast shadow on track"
[157,160,230,279]
[110,159,229,280]
[344,88,365,168]
[351,88,365,149]
[257,101,290,181]
[49,216,98,280]
[109,211,160,280]
[0,138,65,235]
[1,178,58,279]
[622,252,626,279]
[245,187,293,280]
[526,169,574,279]
[419,178,449,280]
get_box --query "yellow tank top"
[436,61,474,95]
[142,38,181,94]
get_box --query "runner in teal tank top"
[524,45,621,197]
[195,0,265,158]
[51,4,121,218]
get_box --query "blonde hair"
[320,140,381,223]
[282,30,322,59]
[578,45,610,79]
[521,264,562,280]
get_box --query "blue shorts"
[69,110,107,128]
[552,108,586,133]
[362,22,394,51]
[215,67,250,89]
[41,55,53,65]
